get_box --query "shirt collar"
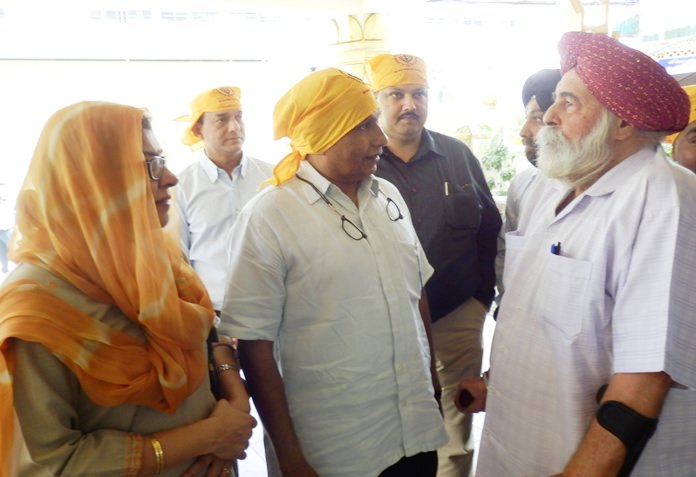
[582,145,657,197]
[198,150,248,183]
[296,161,378,204]
[384,128,445,163]
[546,146,658,222]
[417,129,446,160]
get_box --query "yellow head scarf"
[265,68,379,186]
[0,102,214,474]
[666,85,696,144]
[175,86,242,149]
[368,53,429,92]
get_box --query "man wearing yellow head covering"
[174,87,272,312]
[220,68,447,477]
[174,87,276,477]
[368,54,501,477]
[670,85,696,173]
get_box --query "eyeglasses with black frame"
[384,195,404,222]
[296,175,403,241]
[145,155,167,181]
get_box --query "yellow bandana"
[175,86,242,149]
[666,85,696,144]
[265,68,378,186]
[368,53,429,92]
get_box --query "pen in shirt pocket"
[444,181,449,196]
[550,242,562,255]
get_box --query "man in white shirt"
[457,32,696,477]
[221,68,447,477]
[174,87,276,477]
[175,86,272,314]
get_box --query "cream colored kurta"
[9,263,216,477]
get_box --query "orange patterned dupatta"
[0,102,214,475]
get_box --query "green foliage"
[480,132,516,196]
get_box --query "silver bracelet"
[217,363,238,373]
[212,341,240,370]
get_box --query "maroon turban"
[559,31,690,133]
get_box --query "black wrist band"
[596,400,658,477]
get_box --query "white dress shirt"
[221,161,448,477]
[478,147,696,476]
[175,150,272,310]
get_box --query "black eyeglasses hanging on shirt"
[296,174,403,241]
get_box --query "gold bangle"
[150,436,164,474]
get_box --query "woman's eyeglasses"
[146,155,167,181]
[296,175,403,241]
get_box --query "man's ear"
[614,119,635,141]
[192,119,204,139]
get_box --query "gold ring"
[223,467,231,475]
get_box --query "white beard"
[537,109,617,191]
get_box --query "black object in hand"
[458,389,474,408]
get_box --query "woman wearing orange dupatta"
[0,102,255,477]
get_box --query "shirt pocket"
[539,254,592,341]
[444,183,481,230]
